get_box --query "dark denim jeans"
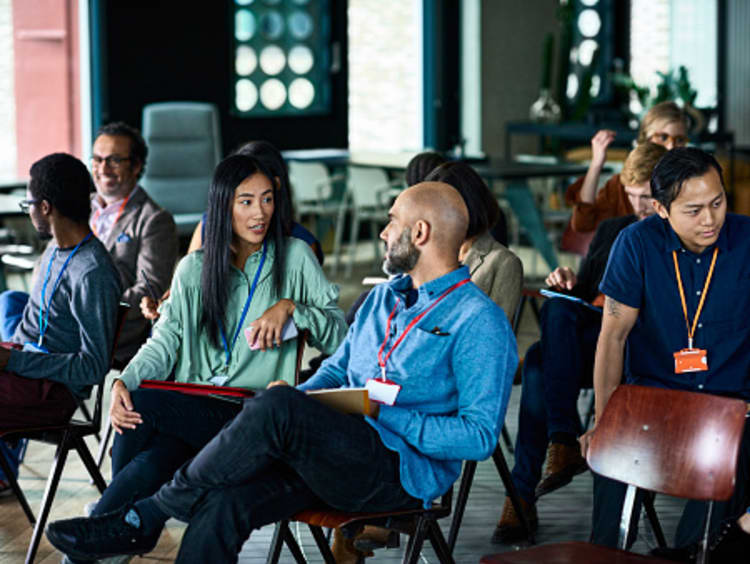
[510,298,601,502]
[592,416,750,548]
[154,385,421,564]
[92,389,241,516]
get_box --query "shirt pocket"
[390,326,453,403]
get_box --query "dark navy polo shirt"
[599,213,750,400]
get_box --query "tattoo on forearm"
[605,296,622,318]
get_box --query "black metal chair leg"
[448,461,476,552]
[77,402,101,442]
[26,438,70,564]
[501,425,514,453]
[73,434,107,492]
[643,491,668,548]
[492,445,535,544]
[309,525,336,564]
[265,521,285,564]
[403,517,429,564]
[427,519,455,564]
[96,418,114,469]
[0,445,35,524]
[282,521,307,564]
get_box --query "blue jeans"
[510,298,601,503]
[92,389,241,516]
[592,415,750,548]
[154,386,421,564]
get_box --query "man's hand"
[110,379,142,434]
[545,267,577,291]
[579,426,595,458]
[247,299,295,352]
[590,129,616,168]
[140,288,170,321]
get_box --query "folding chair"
[267,485,455,564]
[0,303,129,564]
[480,385,747,564]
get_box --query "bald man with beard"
[47,182,519,564]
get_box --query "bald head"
[398,181,469,253]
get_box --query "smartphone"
[245,317,298,350]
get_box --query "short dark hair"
[405,151,448,186]
[94,121,148,179]
[424,161,501,239]
[28,153,93,224]
[650,147,724,211]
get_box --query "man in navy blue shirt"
[581,147,750,551]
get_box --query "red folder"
[139,379,255,398]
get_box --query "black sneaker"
[46,505,160,561]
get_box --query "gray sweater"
[7,236,122,398]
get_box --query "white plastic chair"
[288,161,348,272]
[345,166,402,278]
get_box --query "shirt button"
[696,291,701,296]
[696,258,701,264]
[698,323,703,328]
[698,384,704,390]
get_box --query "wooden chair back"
[587,384,746,501]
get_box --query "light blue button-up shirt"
[299,266,517,506]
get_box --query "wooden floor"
[0,251,687,563]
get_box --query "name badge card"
[366,378,401,406]
[674,348,708,373]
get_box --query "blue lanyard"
[38,232,93,347]
[219,240,267,369]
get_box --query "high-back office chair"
[140,102,221,237]
[480,385,747,564]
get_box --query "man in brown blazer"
[89,122,178,365]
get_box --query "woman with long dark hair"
[76,154,347,545]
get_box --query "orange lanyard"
[672,247,718,349]
[91,193,131,238]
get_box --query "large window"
[347,0,422,153]
[231,0,332,116]
[629,0,717,108]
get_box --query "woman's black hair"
[405,151,448,186]
[201,153,291,347]
[424,161,501,239]
[650,147,724,211]
[233,140,294,236]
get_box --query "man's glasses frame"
[90,155,132,169]
[18,199,39,214]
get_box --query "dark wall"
[93,0,348,155]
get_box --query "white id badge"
[366,378,401,406]
[209,375,229,386]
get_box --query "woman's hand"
[110,379,142,434]
[140,289,170,321]
[247,299,296,351]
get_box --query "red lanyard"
[91,193,131,238]
[377,278,470,380]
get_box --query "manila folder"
[306,388,370,415]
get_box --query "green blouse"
[118,238,347,391]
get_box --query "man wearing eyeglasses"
[88,122,178,365]
[1,123,177,367]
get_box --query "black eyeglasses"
[18,199,39,214]
[91,155,131,169]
